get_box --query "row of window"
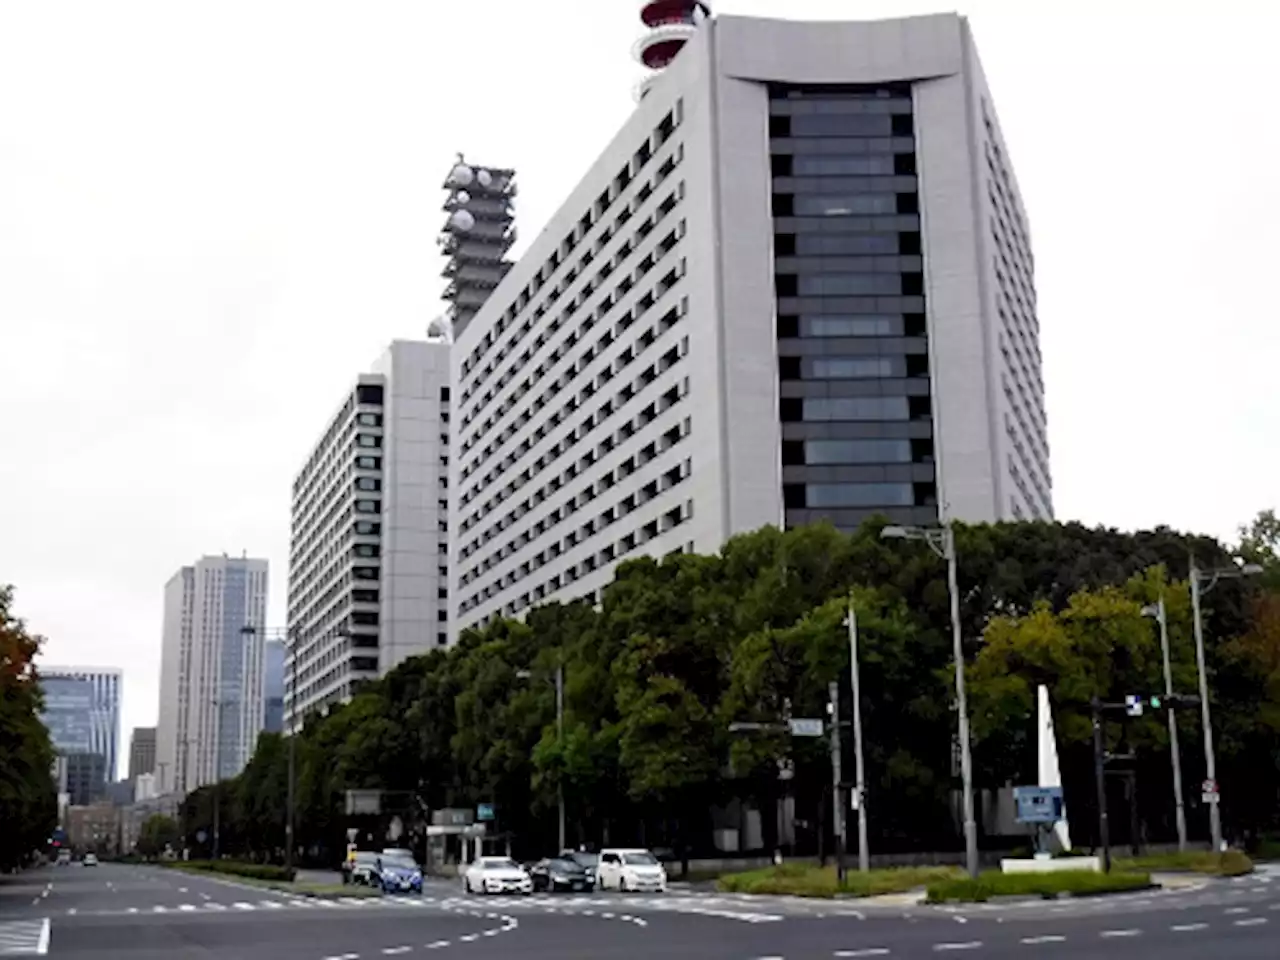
[460,205,685,463]
[458,270,687,529]
[292,384,383,497]
[777,314,925,339]
[461,106,683,399]
[459,421,690,608]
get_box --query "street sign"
[1202,779,1219,803]
[1013,786,1065,825]
[1125,695,1144,717]
[789,718,824,737]
[476,803,495,822]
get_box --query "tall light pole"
[1141,594,1187,850]
[518,664,566,852]
[881,522,978,878]
[246,624,300,869]
[844,596,870,872]
[1189,559,1262,853]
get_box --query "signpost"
[1202,779,1219,804]
[476,803,495,822]
[1013,785,1065,856]
[788,718,824,737]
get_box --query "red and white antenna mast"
[633,0,711,100]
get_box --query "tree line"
[177,512,1280,867]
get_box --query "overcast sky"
[1,1,1276,772]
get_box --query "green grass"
[163,860,296,882]
[162,861,385,898]
[925,869,1152,903]
[716,863,963,899]
[1113,849,1253,877]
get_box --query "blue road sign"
[476,803,495,822]
[1013,785,1064,825]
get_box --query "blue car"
[376,854,423,894]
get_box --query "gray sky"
[1,1,1276,771]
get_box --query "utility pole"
[1091,697,1111,872]
[1148,595,1187,850]
[846,596,869,872]
[828,680,845,883]
[1189,560,1223,853]
[285,629,297,871]
[555,662,565,853]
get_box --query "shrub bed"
[167,860,296,882]
[1114,850,1253,877]
[717,863,961,898]
[925,869,1151,903]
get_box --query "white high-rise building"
[286,339,451,726]
[156,555,268,795]
[449,12,1050,634]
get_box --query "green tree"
[137,814,180,858]
[0,586,57,870]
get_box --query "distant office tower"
[263,639,285,734]
[40,667,121,783]
[55,752,107,807]
[287,338,451,726]
[440,157,517,340]
[127,726,156,783]
[449,13,1051,633]
[156,555,268,795]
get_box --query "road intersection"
[2,862,1279,958]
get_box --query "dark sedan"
[529,857,592,892]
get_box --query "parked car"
[595,848,666,892]
[529,857,592,892]
[81,853,99,867]
[558,850,599,887]
[374,852,423,894]
[463,856,533,895]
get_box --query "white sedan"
[463,856,533,895]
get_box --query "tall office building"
[40,667,122,782]
[262,638,285,734]
[286,338,451,726]
[127,726,156,783]
[450,13,1051,634]
[156,555,268,795]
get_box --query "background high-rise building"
[262,638,285,734]
[127,726,156,783]
[440,157,517,339]
[40,667,121,785]
[450,12,1050,634]
[286,338,451,726]
[156,555,268,795]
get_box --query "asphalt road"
[2,862,1279,958]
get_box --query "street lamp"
[880,522,978,879]
[517,664,566,852]
[1188,559,1263,853]
[1140,595,1187,851]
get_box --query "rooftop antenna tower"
[438,154,516,340]
[634,0,711,101]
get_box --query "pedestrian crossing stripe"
[0,918,49,956]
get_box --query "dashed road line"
[933,943,982,952]
[1019,935,1065,944]
[381,947,411,955]
[1171,923,1208,932]
[1235,917,1268,926]
[1099,929,1140,938]
[834,950,891,958]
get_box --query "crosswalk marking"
[0,919,49,956]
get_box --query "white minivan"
[595,848,666,892]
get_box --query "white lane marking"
[482,929,499,937]
[458,933,479,942]
[834,950,891,958]
[1100,929,1141,938]
[1226,907,1250,914]
[933,944,982,952]
[602,911,616,919]
[38,918,51,955]
[382,948,412,955]
[322,955,360,960]
[258,900,283,909]
[1171,923,1208,932]
[232,902,254,910]
[127,908,138,914]
[204,903,226,911]
[952,916,968,924]
[1236,917,1268,927]
[152,906,167,913]
[66,908,77,916]
[179,904,196,912]
[425,943,451,950]
[178,887,188,893]
[199,893,211,901]
[1020,935,1065,944]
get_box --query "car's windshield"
[550,859,580,871]
[482,857,518,870]
[383,855,417,870]
[569,852,598,867]
[622,851,658,866]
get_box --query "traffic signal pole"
[1091,698,1111,872]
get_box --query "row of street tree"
[176,513,1280,867]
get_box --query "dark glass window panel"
[806,482,915,508]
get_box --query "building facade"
[286,339,451,726]
[155,555,269,795]
[127,726,156,783]
[40,667,121,784]
[450,13,1050,634]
